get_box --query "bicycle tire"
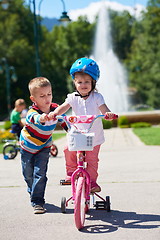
[74,177,86,230]
[61,197,66,213]
[50,144,58,157]
[3,144,18,159]
[85,200,90,213]
[106,196,111,212]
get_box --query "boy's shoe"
[33,205,46,214]
[91,182,101,193]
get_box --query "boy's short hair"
[28,77,51,96]
[15,99,26,107]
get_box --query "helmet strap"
[75,91,91,98]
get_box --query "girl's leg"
[64,146,77,180]
[85,145,101,192]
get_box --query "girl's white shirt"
[65,91,105,146]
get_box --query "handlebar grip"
[104,114,118,120]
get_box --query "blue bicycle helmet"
[70,57,100,81]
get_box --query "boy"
[20,77,67,214]
[10,99,26,138]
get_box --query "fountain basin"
[118,110,160,125]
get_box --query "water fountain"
[91,3,160,124]
[92,5,129,113]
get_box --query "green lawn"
[52,132,66,140]
[0,125,4,130]
[133,127,160,145]
[0,143,3,153]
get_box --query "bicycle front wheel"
[3,144,18,159]
[74,177,86,230]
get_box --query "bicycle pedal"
[60,180,71,185]
[94,201,107,210]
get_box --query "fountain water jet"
[92,6,129,113]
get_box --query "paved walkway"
[0,128,160,240]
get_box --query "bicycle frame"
[71,151,90,202]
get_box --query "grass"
[52,132,66,140]
[133,127,160,145]
[0,143,3,153]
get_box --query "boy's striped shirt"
[20,103,66,154]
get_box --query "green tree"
[126,1,160,109]
[2,0,159,118]
[110,10,135,60]
[42,17,95,103]
[0,0,36,116]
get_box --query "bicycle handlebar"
[56,114,118,131]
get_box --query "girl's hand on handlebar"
[104,112,118,120]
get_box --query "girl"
[48,57,115,192]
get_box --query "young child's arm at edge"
[99,103,111,114]
[99,104,116,119]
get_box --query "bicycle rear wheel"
[74,177,86,230]
[3,144,18,159]
[50,144,58,157]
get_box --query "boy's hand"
[104,112,118,120]
[39,113,49,123]
[47,112,57,121]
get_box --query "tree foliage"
[0,0,160,119]
[110,10,135,60]
[40,16,94,103]
[0,0,35,115]
[126,0,160,108]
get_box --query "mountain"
[41,17,60,31]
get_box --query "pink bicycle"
[57,114,118,230]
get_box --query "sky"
[27,0,149,20]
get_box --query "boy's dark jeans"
[20,147,50,206]
[11,123,23,138]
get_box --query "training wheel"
[61,197,67,213]
[105,196,111,212]
[94,196,111,211]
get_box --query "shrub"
[4,121,11,130]
[118,116,130,128]
[102,119,113,129]
[0,130,15,143]
[131,122,151,128]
